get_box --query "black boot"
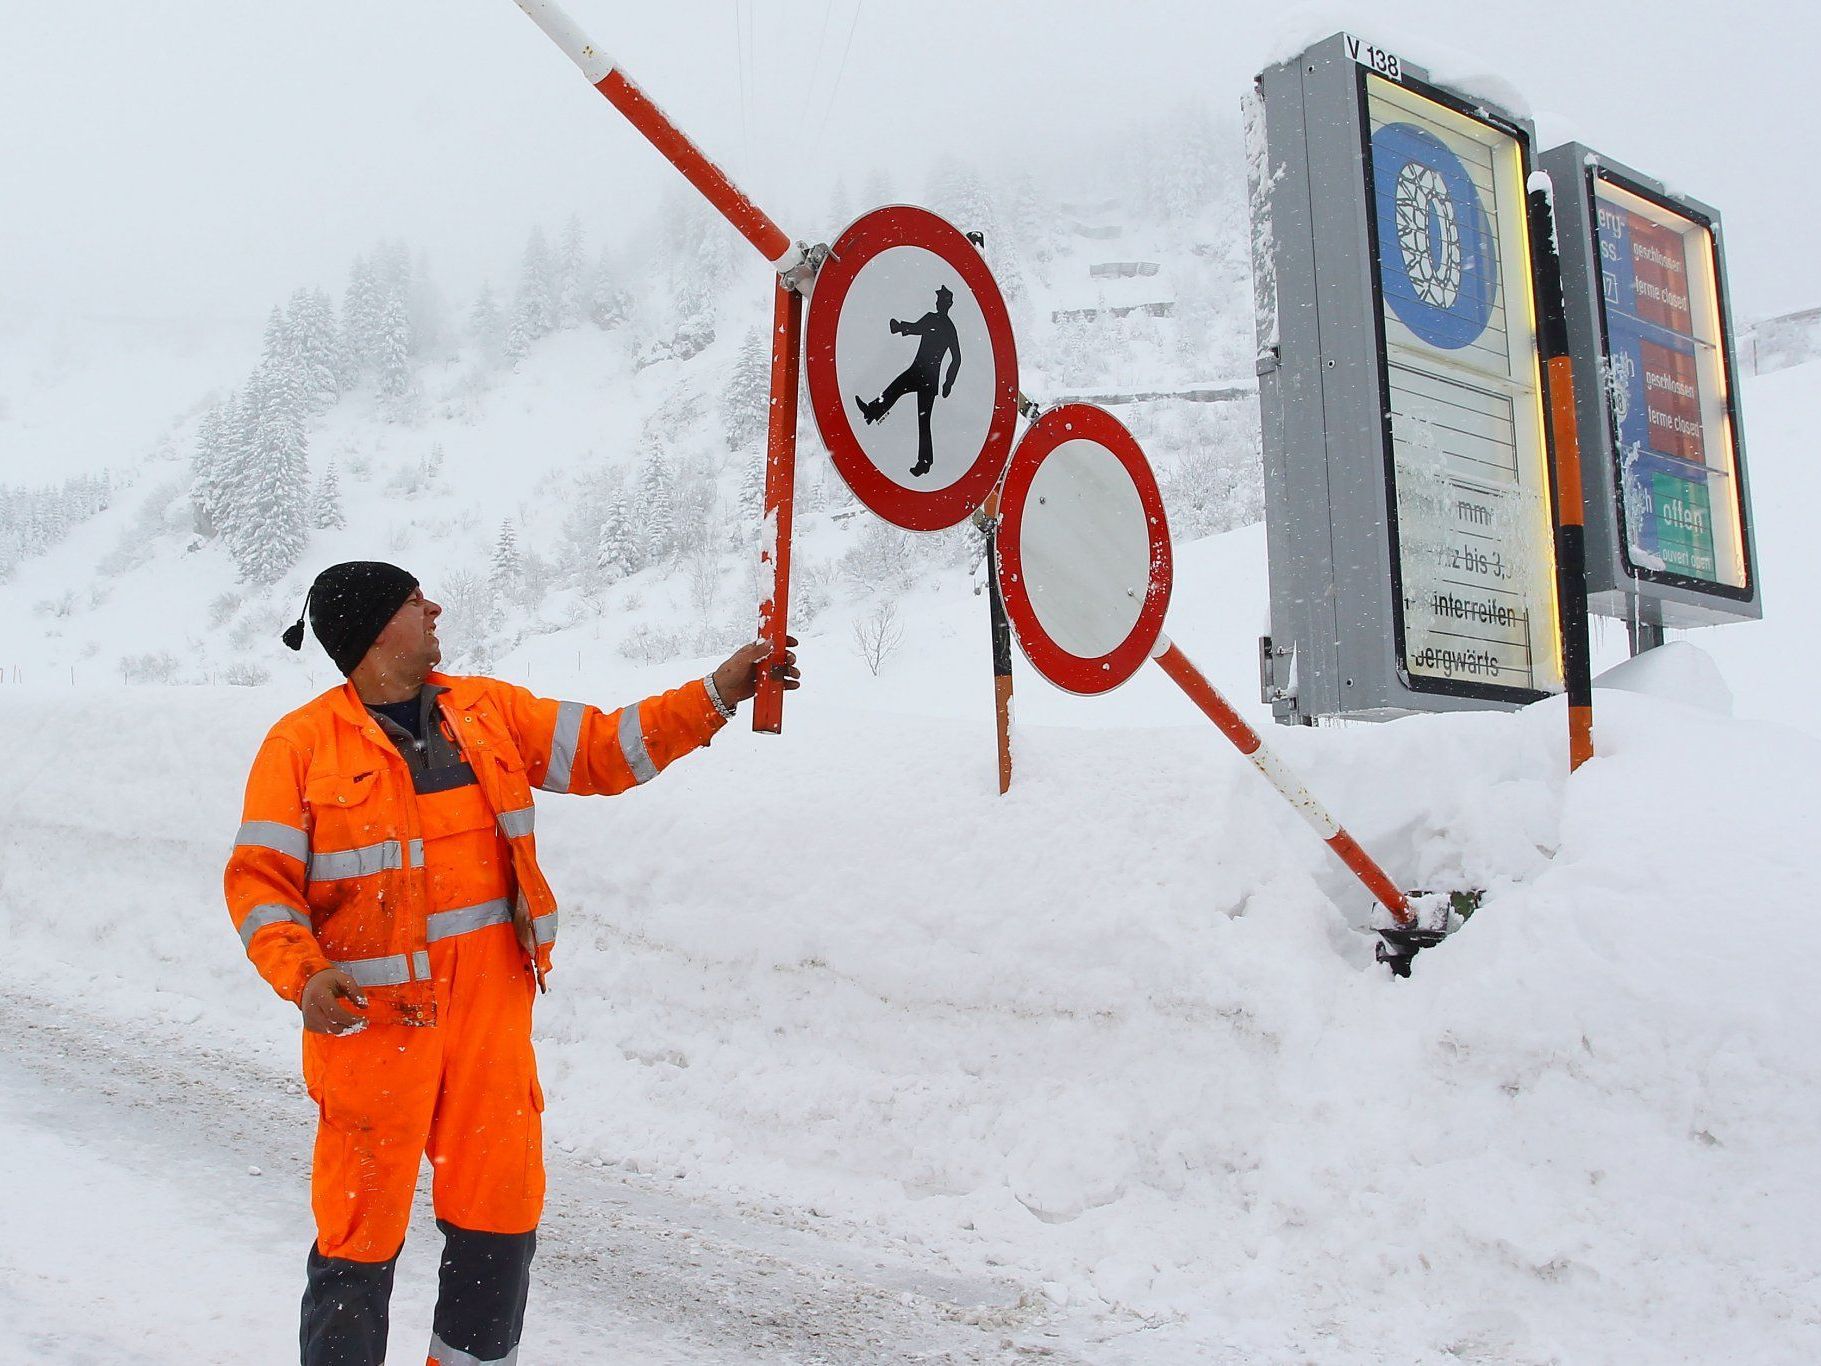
[300,1241,398,1366]
[427,1221,537,1365]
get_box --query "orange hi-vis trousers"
[301,780,543,1264]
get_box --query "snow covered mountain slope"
[0,115,1256,691]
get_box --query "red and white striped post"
[509,0,811,731]
[510,0,806,275]
[1150,636,1414,930]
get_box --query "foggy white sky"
[3,0,1815,330]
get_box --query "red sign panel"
[1639,337,1705,463]
[1626,213,1693,332]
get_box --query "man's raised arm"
[492,640,797,798]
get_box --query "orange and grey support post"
[1150,636,1419,936]
[976,490,1015,794]
[1528,175,1595,773]
[753,280,803,734]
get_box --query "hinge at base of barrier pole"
[1374,889,1483,978]
[778,242,828,296]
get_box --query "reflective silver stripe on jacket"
[428,1331,517,1366]
[308,841,398,881]
[239,903,311,947]
[333,950,432,987]
[541,701,586,793]
[618,703,656,785]
[309,839,420,882]
[234,820,310,863]
[425,898,514,943]
[497,806,535,839]
[531,911,558,946]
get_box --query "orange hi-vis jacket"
[225,671,727,1027]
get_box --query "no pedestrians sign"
[805,205,1019,531]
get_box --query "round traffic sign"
[806,205,1019,531]
[995,404,1172,695]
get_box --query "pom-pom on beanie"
[281,561,420,675]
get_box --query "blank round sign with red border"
[996,404,1172,694]
[806,205,1019,531]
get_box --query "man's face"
[367,588,442,679]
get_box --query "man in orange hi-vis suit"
[225,561,799,1366]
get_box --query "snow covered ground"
[5,407,1821,1361]
[5,652,1821,1362]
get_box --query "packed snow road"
[0,988,1090,1365]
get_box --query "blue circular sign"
[1372,123,1498,350]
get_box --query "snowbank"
[3,637,1817,1360]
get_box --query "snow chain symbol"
[1394,162,1462,310]
[1370,122,1496,351]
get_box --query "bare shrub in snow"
[1156,407,1264,540]
[437,568,497,654]
[840,521,919,593]
[793,557,835,626]
[222,661,272,687]
[120,651,179,684]
[686,547,721,624]
[619,623,683,665]
[852,600,905,677]
[228,611,282,653]
[208,592,244,628]
[98,477,185,578]
[384,461,431,499]
[34,591,77,618]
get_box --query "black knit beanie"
[281,561,420,675]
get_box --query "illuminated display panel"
[1592,174,1750,593]
[1362,74,1563,698]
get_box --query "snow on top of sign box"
[1250,13,1533,123]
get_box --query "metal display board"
[1540,144,1760,628]
[1249,34,1564,723]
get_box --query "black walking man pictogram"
[854,284,962,478]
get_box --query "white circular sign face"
[805,205,1019,532]
[1021,438,1153,659]
[833,245,995,493]
[995,404,1172,695]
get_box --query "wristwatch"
[703,673,736,719]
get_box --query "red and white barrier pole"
[510,0,807,276]
[1150,636,1413,928]
[510,0,811,733]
